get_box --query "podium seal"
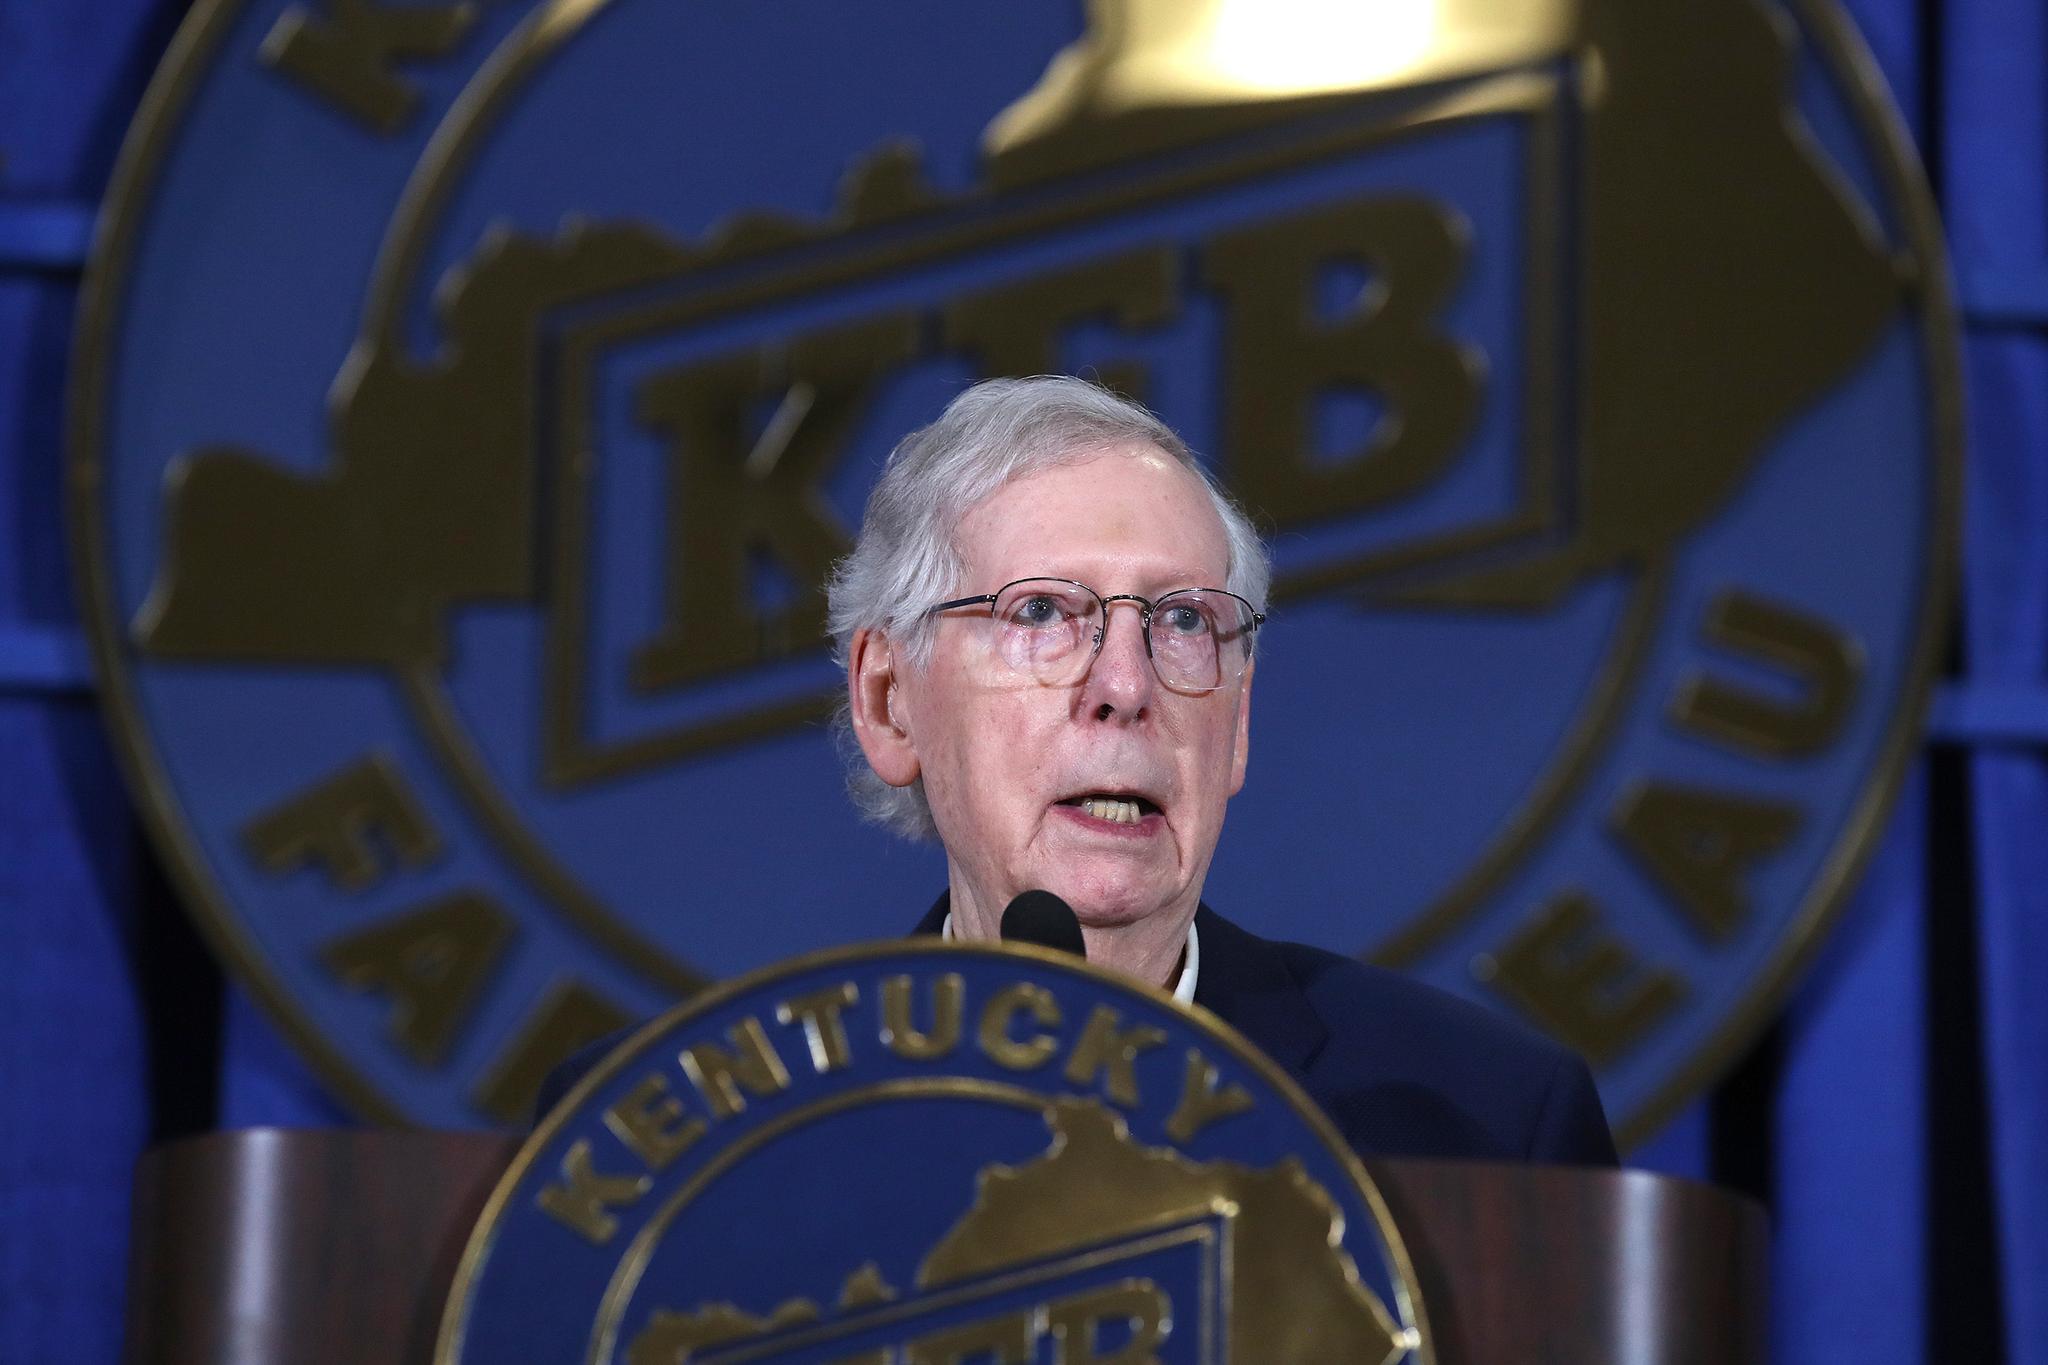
[438,941,1429,1363]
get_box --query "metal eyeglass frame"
[923,576,1266,693]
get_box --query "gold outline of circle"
[432,937,1434,1364]
[64,0,1960,1148]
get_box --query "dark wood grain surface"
[1367,1158,1769,1365]
[124,1129,518,1365]
[124,1132,1765,1363]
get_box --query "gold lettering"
[1477,894,1687,1066]
[680,1017,792,1120]
[471,980,634,1126]
[904,1309,1034,1365]
[776,982,860,1074]
[318,891,513,1066]
[631,313,920,690]
[603,1073,706,1172]
[945,246,1178,398]
[1611,782,1803,942]
[881,973,964,1060]
[1164,1050,1254,1144]
[1204,197,1481,526]
[1670,590,1863,757]
[535,1138,650,1246]
[241,752,440,890]
[259,0,476,134]
[1047,1279,1171,1365]
[1062,1005,1167,1107]
[978,983,1062,1072]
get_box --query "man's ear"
[1228,657,1253,796]
[848,627,921,788]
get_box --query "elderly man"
[829,375,1613,1165]
[544,376,1614,1165]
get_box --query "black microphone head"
[1000,890,1086,959]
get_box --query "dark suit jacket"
[539,900,1617,1167]
[912,898,1617,1166]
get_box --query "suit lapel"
[1191,906,1329,1077]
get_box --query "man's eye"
[1160,604,1210,635]
[1012,595,1066,626]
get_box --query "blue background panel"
[3,1,2043,1362]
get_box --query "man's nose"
[1080,603,1155,720]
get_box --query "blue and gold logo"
[74,0,1957,1138]
[438,944,1427,1363]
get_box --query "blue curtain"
[2,6,178,1362]
[1948,0,2048,1354]
[1,0,2039,1360]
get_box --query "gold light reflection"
[1172,0,1576,98]
[988,0,1584,172]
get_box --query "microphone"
[1000,890,1086,959]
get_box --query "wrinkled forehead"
[951,445,1233,587]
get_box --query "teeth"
[1081,797,1142,825]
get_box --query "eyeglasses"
[925,577,1265,693]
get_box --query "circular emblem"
[437,942,1428,1363]
[73,0,1958,1138]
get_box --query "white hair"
[825,376,1271,839]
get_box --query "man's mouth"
[1056,793,1162,827]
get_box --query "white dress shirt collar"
[942,911,1200,1004]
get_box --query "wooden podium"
[124,1130,1767,1364]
